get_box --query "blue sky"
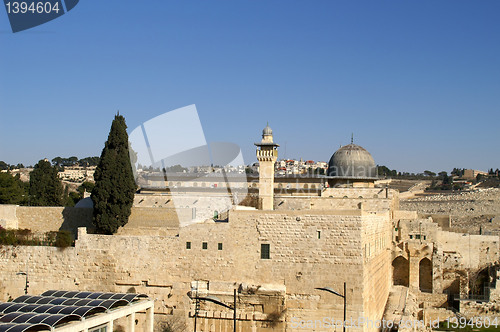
[0,1,499,173]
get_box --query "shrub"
[55,230,72,248]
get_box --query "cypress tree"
[91,114,136,234]
[29,159,63,206]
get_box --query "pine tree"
[91,114,136,234]
[29,159,63,206]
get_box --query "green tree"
[29,160,63,206]
[423,170,436,177]
[91,115,137,234]
[0,161,9,170]
[79,156,100,167]
[0,172,27,204]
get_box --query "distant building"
[59,166,96,182]
[462,169,488,180]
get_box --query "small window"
[202,242,208,250]
[423,235,427,240]
[261,244,270,259]
[415,235,421,240]
[317,231,321,239]
[218,243,223,250]
[409,235,413,239]
[186,242,191,249]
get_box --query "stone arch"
[303,184,308,189]
[392,256,409,287]
[419,257,433,293]
[311,184,316,189]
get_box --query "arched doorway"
[392,256,409,287]
[419,258,433,293]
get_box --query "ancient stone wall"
[1,205,189,236]
[438,232,499,270]
[274,196,393,212]
[0,208,391,331]
[0,205,17,229]
[361,213,392,324]
[16,206,93,234]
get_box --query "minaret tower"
[255,123,279,210]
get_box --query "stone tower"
[255,124,279,210]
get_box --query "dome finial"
[351,133,354,144]
[263,123,272,136]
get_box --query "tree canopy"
[91,115,136,234]
[51,156,100,168]
[0,172,27,205]
[29,159,63,206]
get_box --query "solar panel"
[0,303,18,314]
[62,292,78,298]
[16,306,38,313]
[60,299,79,306]
[71,306,105,317]
[58,306,80,315]
[22,298,42,305]
[31,306,52,314]
[96,293,114,300]
[73,299,92,306]
[0,313,25,323]
[31,298,52,305]
[45,306,65,314]
[21,315,49,325]
[3,305,28,314]
[110,293,127,300]
[47,298,66,305]
[5,323,51,332]
[50,291,66,298]
[86,293,101,299]
[4,290,149,332]
[39,314,80,327]
[0,323,18,332]
[11,297,30,304]
[73,292,92,299]
[99,300,127,309]
[12,314,38,324]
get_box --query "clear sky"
[1,1,499,173]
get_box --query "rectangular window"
[186,242,191,249]
[415,234,421,240]
[218,243,223,250]
[317,231,321,239]
[409,235,413,239]
[202,242,208,250]
[261,244,270,259]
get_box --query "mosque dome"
[263,124,272,136]
[327,144,377,178]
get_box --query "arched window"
[392,256,409,287]
[419,258,433,293]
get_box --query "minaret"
[255,123,279,210]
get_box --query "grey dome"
[263,124,272,136]
[327,144,377,178]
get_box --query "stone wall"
[438,232,499,270]
[275,196,393,212]
[0,205,17,229]
[16,206,93,234]
[0,205,189,236]
[0,208,392,332]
